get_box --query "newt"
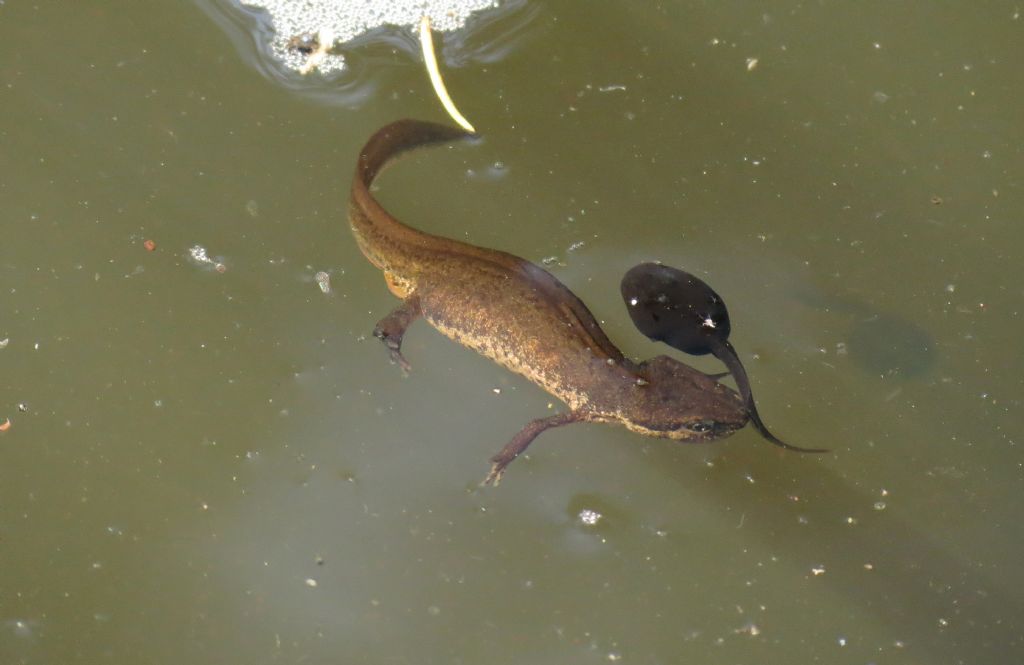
[348,119,753,485]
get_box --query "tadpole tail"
[710,339,829,454]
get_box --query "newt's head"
[621,355,748,441]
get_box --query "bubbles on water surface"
[236,0,504,75]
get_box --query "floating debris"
[0,418,10,432]
[314,271,331,294]
[143,239,157,251]
[188,245,227,273]
[577,508,602,526]
[298,28,334,75]
[0,338,8,349]
[285,31,319,56]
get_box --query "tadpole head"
[622,262,731,356]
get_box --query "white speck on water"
[6,619,36,639]
[578,508,602,526]
[873,90,890,103]
[629,298,638,306]
[874,501,887,511]
[0,338,8,349]
[305,578,318,588]
[745,57,759,71]
[736,623,760,636]
[811,565,826,576]
[837,636,847,647]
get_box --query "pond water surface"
[1,2,1021,664]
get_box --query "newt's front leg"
[483,411,588,486]
[373,295,421,372]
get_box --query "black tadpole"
[621,262,826,453]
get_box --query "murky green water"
[2,1,1022,663]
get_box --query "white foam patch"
[241,0,500,74]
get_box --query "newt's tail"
[355,119,473,186]
[349,119,474,273]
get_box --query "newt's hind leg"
[373,295,421,373]
[482,411,588,486]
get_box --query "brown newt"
[349,119,750,484]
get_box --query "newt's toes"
[389,349,412,373]
[481,463,505,487]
